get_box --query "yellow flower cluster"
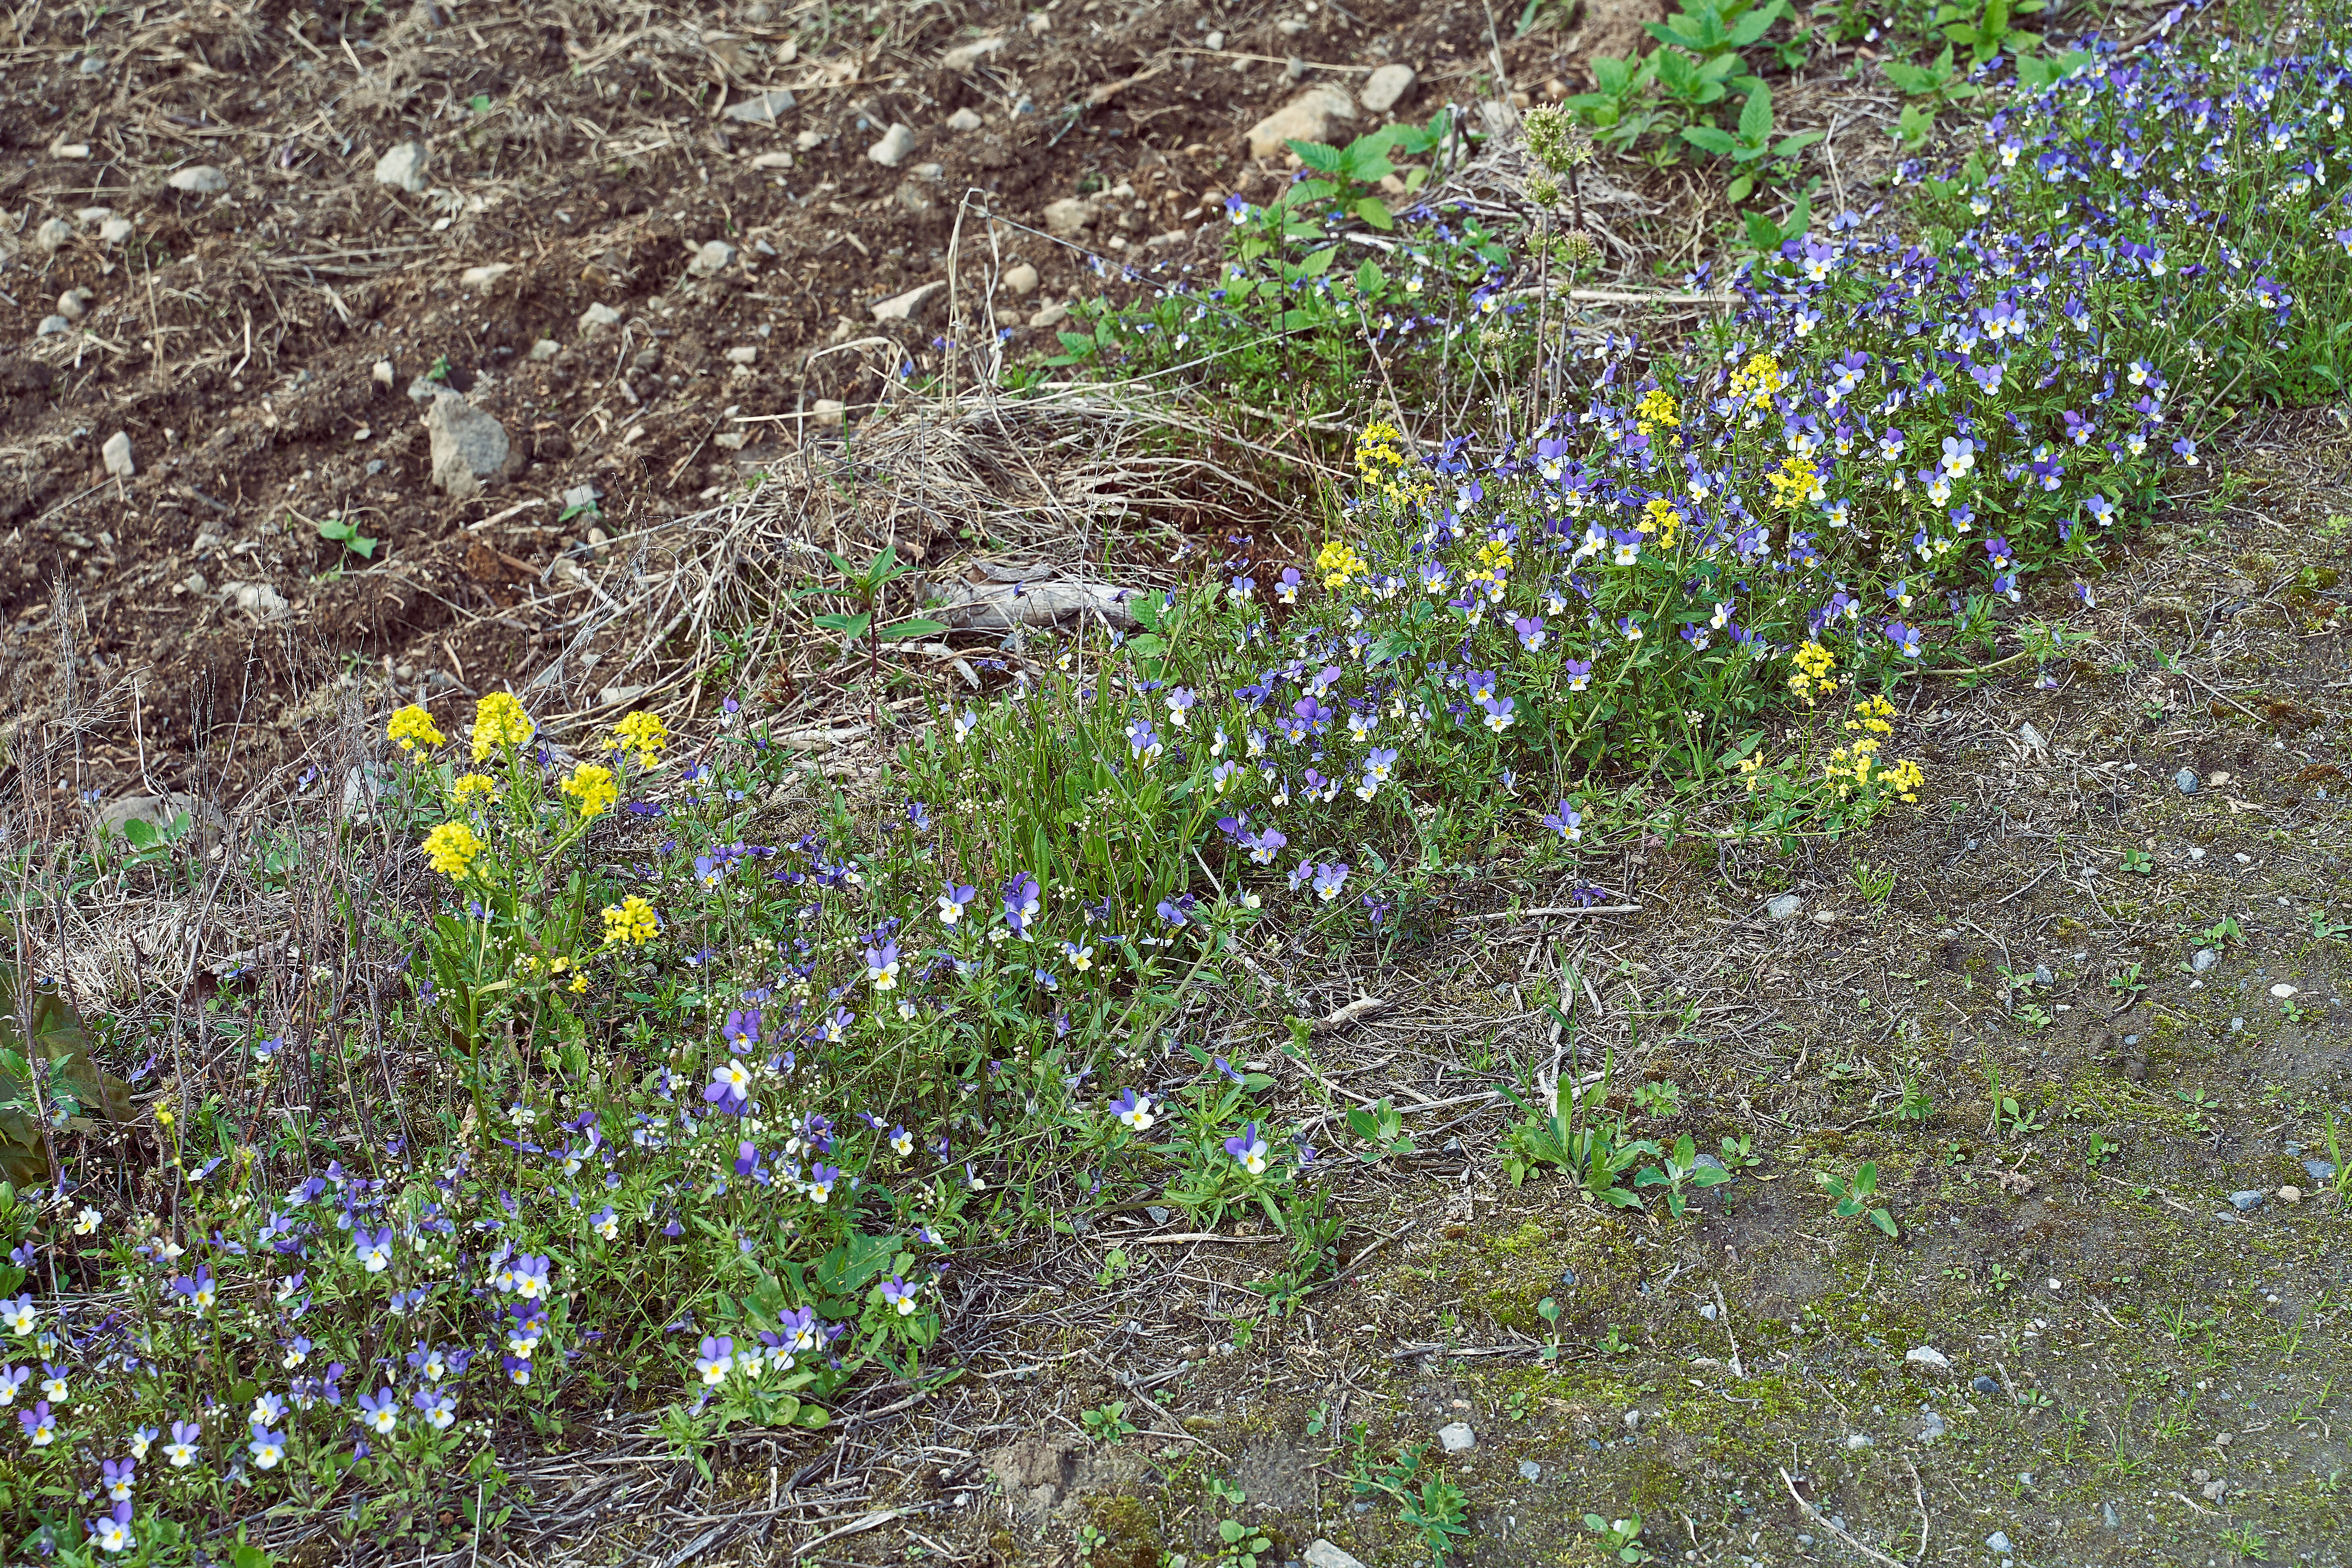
[562,763,618,819]
[1765,453,1824,510]
[611,709,669,767]
[450,773,498,804]
[521,953,589,991]
[1789,639,1837,702]
[471,691,536,761]
[1640,496,1681,550]
[422,821,483,879]
[1634,386,1680,436]
[1469,537,1513,599]
[1317,538,1369,591]
[1727,353,1784,405]
[600,895,661,947]
[388,704,446,755]
[1354,419,1406,481]
[1823,743,1926,804]
[1844,694,1897,738]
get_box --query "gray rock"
[79,52,106,75]
[529,339,561,362]
[458,263,513,292]
[1987,1530,2014,1555]
[1246,85,1354,160]
[1304,1543,1368,1568]
[409,376,456,405]
[2305,1158,2338,1182]
[422,394,511,499]
[1694,1153,1727,1176]
[166,164,229,194]
[100,431,134,478]
[946,106,985,132]
[867,122,918,168]
[1043,197,1097,236]
[561,484,601,512]
[95,792,226,848]
[2174,768,2200,793]
[2228,1189,2265,1212]
[2033,964,2054,987]
[226,581,291,619]
[1905,1345,1951,1369]
[580,301,623,331]
[722,88,797,124]
[1028,303,1069,329]
[373,140,429,194]
[1002,261,1040,296]
[35,217,75,251]
[1846,1432,1874,1448]
[1766,894,1804,921]
[56,288,90,321]
[1518,1460,1541,1481]
[1361,63,1418,114]
[36,315,71,337]
[1436,1422,1475,1453]
[1917,1408,1948,1442]
[2101,1500,2120,1530]
[1970,1374,2001,1396]
[687,239,738,278]
[870,281,945,323]
[2191,947,2218,973]
[98,216,133,245]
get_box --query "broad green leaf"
[1737,81,1773,143]
[1288,139,1348,174]
[1353,195,1395,231]
[813,611,873,637]
[879,617,952,641]
[1298,245,1338,277]
[1682,126,1739,157]
[1354,258,1387,294]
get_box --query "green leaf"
[878,617,951,641]
[1726,171,1755,203]
[1056,330,1096,355]
[1287,139,1348,174]
[813,611,873,638]
[1737,81,1773,143]
[1298,245,1338,278]
[1354,258,1387,295]
[1682,126,1739,157]
[1354,195,1395,231]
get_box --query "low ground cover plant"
[3,6,2350,1562]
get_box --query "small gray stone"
[98,216,133,245]
[2228,1189,2265,1212]
[687,239,738,278]
[2101,1500,2120,1530]
[722,87,797,124]
[35,217,75,251]
[422,394,511,499]
[1436,1422,1475,1453]
[1766,894,1804,920]
[94,792,224,846]
[941,35,1007,71]
[1145,1204,1169,1225]
[409,376,456,405]
[1846,1432,1874,1449]
[1246,85,1355,160]
[100,431,134,478]
[561,484,601,512]
[1002,261,1040,296]
[529,339,561,362]
[2304,1158,2338,1182]
[36,315,71,337]
[1905,1346,1951,1370]
[1304,1543,1368,1568]
[946,106,985,132]
[2033,964,2055,987]
[2174,768,2200,793]
[79,52,106,75]
[2191,948,2219,973]
[870,281,945,323]
[1694,1153,1727,1176]
[1361,62,1419,114]
[580,301,623,331]
[1043,197,1097,236]
[1970,1374,2001,1396]
[1918,1408,1948,1442]
[1987,1530,2014,1555]
[1518,1459,1541,1481]
[167,164,230,195]
[373,140,429,193]
[867,122,918,168]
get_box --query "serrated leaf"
[1287,139,1347,173]
[1354,195,1395,230]
[1738,81,1773,142]
[1682,126,1739,156]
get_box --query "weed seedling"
[1583,1509,1653,1563]
[1818,1161,1898,1236]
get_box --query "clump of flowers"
[470,690,536,760]
[561,763,619,819]
[611,709,670,767]
[422,820,483,878]
[600,894,661,947]
[387,703,445,754]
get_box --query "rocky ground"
[0,0,1707,800]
